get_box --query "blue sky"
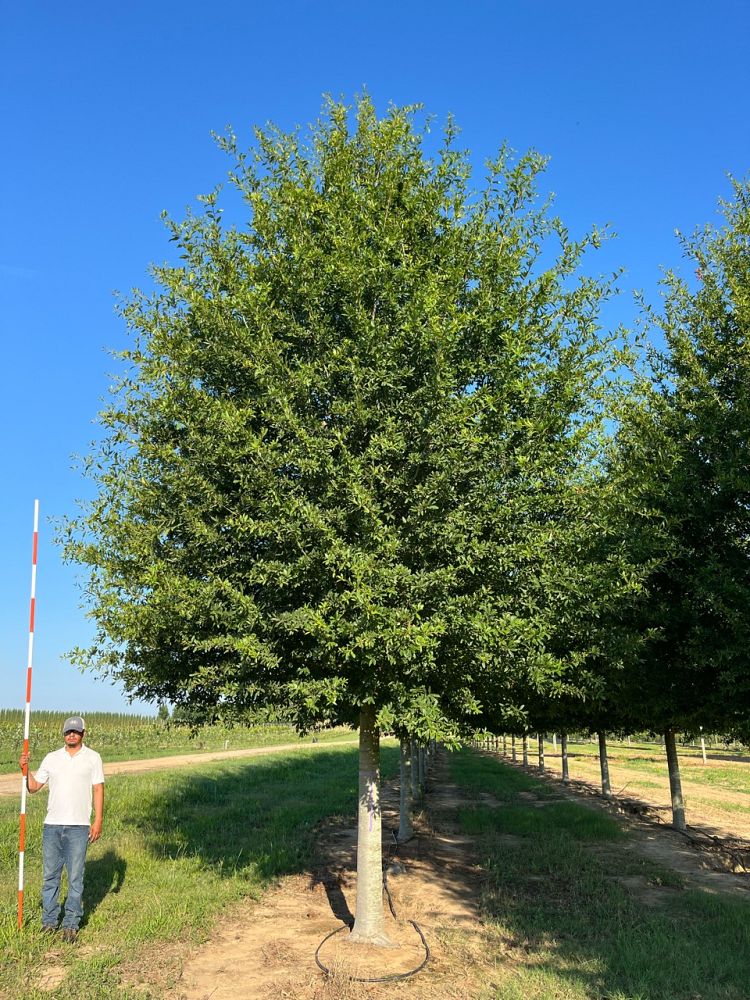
[2,1,748,714]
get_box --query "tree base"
[347,929,398,948]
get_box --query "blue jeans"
[42,825,89,929]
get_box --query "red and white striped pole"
[18,500,40,930]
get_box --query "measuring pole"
[18,500,40,930]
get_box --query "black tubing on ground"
[314,827,431,983]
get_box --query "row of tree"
[61,98,750,943]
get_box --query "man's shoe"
[60,928,78,943]
[41,925,57,934]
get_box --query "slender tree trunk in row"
[419,744,427,788]
[522,735,529,766]
[598,732,612,798]
[552,733,557,751]
[398,737,414,842]
[511,735,516,762]
[537,733,545,772]
[664,729,687,831]
[350,705,391,945]
[410,740,420,799]
[561,733,570,783]
[502,734,507,755]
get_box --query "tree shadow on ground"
[122,746,398,889]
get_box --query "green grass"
[450,749,750,1000]
[451,748,558,800]
[0,742,399,999]
[0,709,356,773]
[458,801,625,841]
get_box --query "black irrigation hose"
[314,827,431,984]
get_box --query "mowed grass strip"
[450,748,750,1000]
[0,743,399,999]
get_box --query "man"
[19,715,105,942]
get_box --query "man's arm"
[89,783,104,842]
[18,752,45,793]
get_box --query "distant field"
[0,709,354,774]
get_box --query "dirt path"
[0,741,358,798]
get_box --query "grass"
[450,749,750,1000]
[0,742,399,999]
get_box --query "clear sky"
[2,1,748,714]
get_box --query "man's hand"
[19,751,30,772]
[89,821,103,843]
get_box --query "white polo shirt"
[34,745,105,826]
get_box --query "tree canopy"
[607,178,750,740]
[64,97,627,740]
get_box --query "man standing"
[19,716,104,942]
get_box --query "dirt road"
[0,740,358,798]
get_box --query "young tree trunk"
[522,735,529,766]
[664,729,687,830]
[419,744,427,789]
[350,706,392,945]
[537,733,545,772]
[398,737,414,842]
[502,734,507,755]
[552,733,557,751]
[410,739,420,799]
[561,733,570,783]
[598,732,612,798]
[511,735,516,761]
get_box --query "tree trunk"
[350,706,392,945]
[664,729,687,830]
[410,740,419,799]
[537,733,545,772]
[561,733,570,783]
[398,737,414,842]
[598,732,612,797]
[511,735,516,761]
[522,735,529,766]
[419,744,426,789]
[502,734,507,755]
[552,733,557,751]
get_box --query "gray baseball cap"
[62,716,86,734]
